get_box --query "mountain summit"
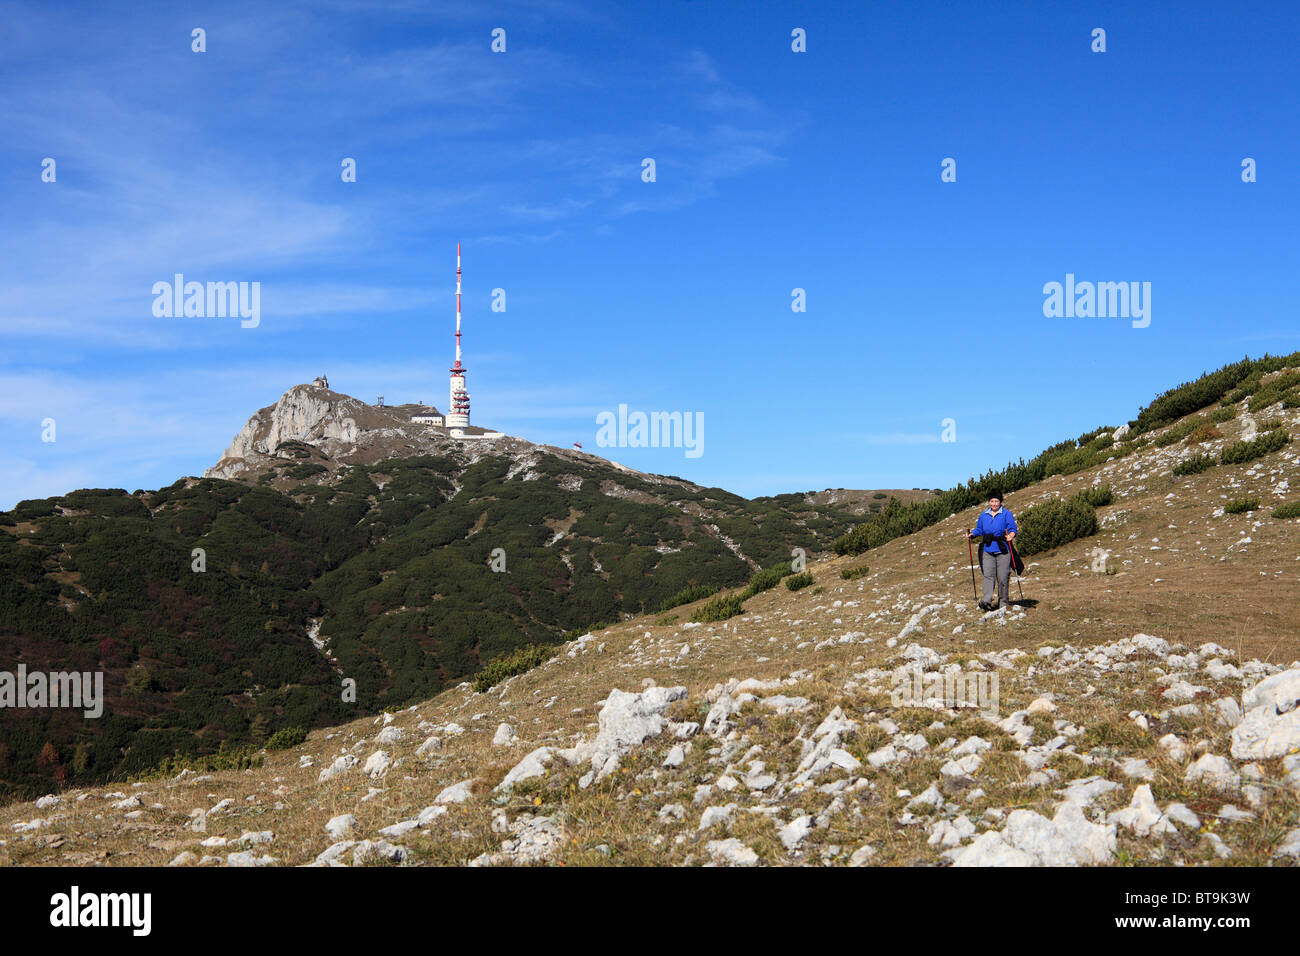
[205,383,519,482]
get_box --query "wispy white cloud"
[680,50,761,114]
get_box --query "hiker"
[965,491,1018,611]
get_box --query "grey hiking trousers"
[980,549,1011,606]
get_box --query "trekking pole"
[966,532,979,603]
[1007,537,1025,603]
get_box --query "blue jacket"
[971,508,1018,553]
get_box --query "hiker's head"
[988,492,1003,511]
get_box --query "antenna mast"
[447,243,470,428]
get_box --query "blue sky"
[2,0,1297,508]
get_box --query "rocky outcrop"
[584,686,687,785]
[953,803,1116,867]
[204,384,435,480]
[224,386,365,459]
[1230,669,1300,760]
[200,383,672,491]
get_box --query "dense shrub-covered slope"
[0,452,863,798]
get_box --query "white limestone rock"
[1162,679,1209,703]
[1274,828,1300,861]
[1057,776,1121,807]
[325,814,356,839]
[940,753,983,781]
[951,736,992,757]
[866,744,898,769]
[703,693,737,738]
[1157,733,1188,763]
[205,384,365,480]
[352,839,408,865]
[899,733,929,754]
[417,805,448,826]
[952,802,1115,867]
[907,785,944,811]
[496,746,555,792]
[1155,802,1200,834]
[1204,832,1232,859]
[1230,669,1300,760]
[779,815,814,851]
[848,845,877,866]
[1108,785,1162,836]
[927,815,976,847]
[492,723,517,746]
[795,707,860,782]
[363,750,392,779]
[698,805,735,830]
[706,838,759,866]
[1211,697,1243,728]
[317,754,359,782]
[998,711,1034,746]
[1217,804,1254,822]
[657,803,685,824]
[312,840,357,866]
[435,778,476,804]
[587,686,687,781]
[497,813,564,864]
[1184,754,1240,792]
[760,694,812,714]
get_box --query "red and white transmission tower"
[447,243,470,428]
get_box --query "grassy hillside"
[1,352,1295,808]
[2,353,1297,866]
